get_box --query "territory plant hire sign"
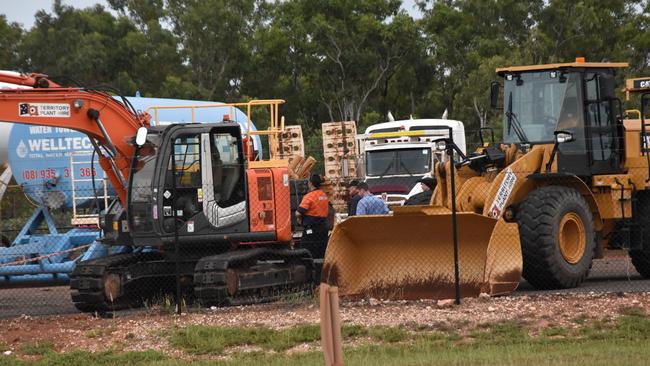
[19,102,71,118]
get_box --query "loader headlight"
[435,141,447,151]
[555,131,574,144]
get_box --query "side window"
[210,132,245,206]
[585,72,613,162]
[557,75,585,153]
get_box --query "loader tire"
[517,186,595,289]
[629,191,650,278]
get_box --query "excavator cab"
[126,123,291,249]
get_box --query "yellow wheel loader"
[322,59,650,300]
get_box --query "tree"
[108,0,186,97]
[19,0,135,86]
[295,0,420,123]
[416,0,541,135]
[0,15,23,70]
[165,0,261,101]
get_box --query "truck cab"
[357,119,466,206]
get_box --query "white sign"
[488,168,517,219]
[19,103,70,118]
[187,220,194,233]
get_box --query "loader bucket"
[321,210,522,300]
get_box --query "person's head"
[417,177,435,192]
[309,173,322,190]
[357,182,370,195]
[348,179,360,195]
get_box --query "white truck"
[356,118,466,206]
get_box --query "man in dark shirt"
[347,179,362,216]
[404,177,436,206]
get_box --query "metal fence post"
[448,131,461,305]
[171,140,182,315]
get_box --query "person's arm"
[297,193,312,225]
[356,198,367,215]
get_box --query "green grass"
[368,326,408,343]
[4,314,650,365]
[85,327,116,339]
[168,324,322,354]
[19,341,54,356]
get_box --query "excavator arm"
[0,71,150,203]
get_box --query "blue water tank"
[7,96,262,209]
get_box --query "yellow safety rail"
[146,100,287,167]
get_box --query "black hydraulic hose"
[91,147,102,238]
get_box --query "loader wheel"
[517,186,595,289]
[629,191,650,278]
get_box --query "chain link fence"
[3,135,650,318]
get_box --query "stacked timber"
[321,121,358,213]
[271,125,304,159]
[288,155,317,179]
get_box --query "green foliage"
[0,15,23,69]
[0,0,648,137]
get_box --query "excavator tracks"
[69,251,169,313]
[193,248,314,306]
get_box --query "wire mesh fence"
[4,137,650,318]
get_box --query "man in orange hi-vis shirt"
[296,174,330,258]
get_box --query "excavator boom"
[0,72,150,202]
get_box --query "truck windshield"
[503,71,574,143]
[366,148,431,176]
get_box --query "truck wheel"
[517,186,596,289]
[629,191,650,278]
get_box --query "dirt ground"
[1,291,649,356]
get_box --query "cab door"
[199,129,247,229]
[582,70,622,175]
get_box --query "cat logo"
[633,78,650,90]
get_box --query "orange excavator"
[0,71,318,311]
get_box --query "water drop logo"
[16,140,27,158]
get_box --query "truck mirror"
[599,73,616,100]
[135,127,148,147]
[490,81,500,108]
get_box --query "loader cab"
[497,61,627,178]
[128,123,249,247]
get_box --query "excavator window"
[210,132,245,207]
[158,134,203,227]
[170,135,202,188]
